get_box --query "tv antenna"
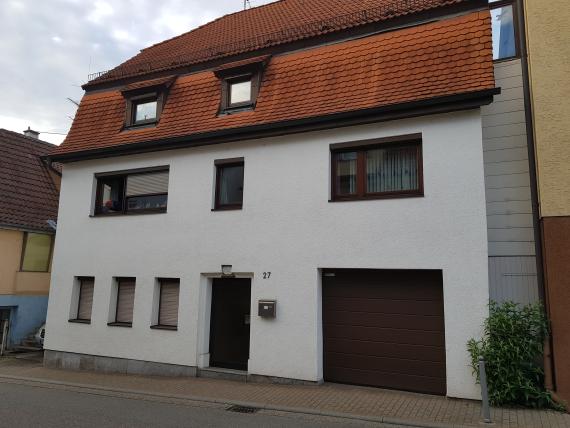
[244,0,251,9]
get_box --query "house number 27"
[263,272,271,279]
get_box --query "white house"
[45,0,499,400]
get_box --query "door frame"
[196,272,254,370]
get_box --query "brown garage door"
[322,269,446,395]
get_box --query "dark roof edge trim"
[47,88,500,163]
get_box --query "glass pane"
[491,5,516,60]
[230,80,252,105]
[335,152,357,195]
[97,176,124,213]
[126,171,169,196]
[21,233,52,272]
[218,164,244,206]
[126,194,168,211]
[366,146,419,193]
[135,100,157,122]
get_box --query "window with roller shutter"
[154,279,180,329]
[76,277,94,322]
[112,278,136,326]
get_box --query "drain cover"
[226,405,259,414]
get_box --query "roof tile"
[55,11,495,157]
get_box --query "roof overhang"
[47,88,500,163]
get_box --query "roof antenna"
[244,0,251,10]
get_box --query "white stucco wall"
[46,110,489,399]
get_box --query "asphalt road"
[0,381,404,428]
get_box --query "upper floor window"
[95,167,169,216]
[490,0,518,61]
[214,159,244,210]
[133,97,158,125]
[331,137,423,201]
[121,76,176,128]
[21,232,53,272]
[214,55,270,115]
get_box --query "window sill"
[493,56,520,64]
[211,205,243,212]
[150,325,177,331]
[91,209,167,218]
[329,192,424,202]
[123,121,158,130]
[68,319,91,324]
[107,322,132,328]
[219,104,254,116]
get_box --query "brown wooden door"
[322,269,446,395]
[209,278,251,371]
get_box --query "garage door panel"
[323,296,444,316]
[325,366,446,395]
[326,338,445,361]
[323,310,444,331]
[322,269,446,395]
[325,352,446,378]
[323,325,445,347]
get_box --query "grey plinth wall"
[44,350,197,377]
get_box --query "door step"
[198,366,247,382]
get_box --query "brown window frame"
[129,94,160,127]
[94,167,169,217]
[69,276,95,324]
[213,159,245,211]
[151,278,180,331]
[489,0,520,62]
[19,232,54,273]
[221,74,256,112]
[108,277,136,328]
[121,77,175,129]
[330,138,424,202]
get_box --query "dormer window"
[121,76,176,129]
[214,55,271,115]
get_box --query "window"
[331,140,423,201]
[152,279,180,330]
[74,277,95,322]
[214,55,270,114]
[21,233,53,272]
[110,278,136,327]
[229,77,252,106]
[133,98,158,124]
[95,168,169,215]
[121,76,176,128]
[214,159,244,210]
[490,0,518,61]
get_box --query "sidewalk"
[0,356,568,428]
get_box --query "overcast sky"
[0,0,275,144]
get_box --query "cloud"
[0,0,276,145]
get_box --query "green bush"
[467,301,559,409]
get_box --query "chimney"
[23,126,40,139]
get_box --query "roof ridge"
[140,0,286,53]
[0,128,55,148]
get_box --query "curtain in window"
[366,147,418,193]
[336,152,357,194]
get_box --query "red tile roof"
[88,0,469,85]
[0,129,60,232]
[54,11,495,158]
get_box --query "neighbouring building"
[523,0,570,405]
[0,128,60,352]
[43,0,544,400]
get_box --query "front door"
[209,278,251,371]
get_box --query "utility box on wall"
[258,300,276,318]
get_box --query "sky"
[0,0,275,144]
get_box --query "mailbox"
[258,300,276,318]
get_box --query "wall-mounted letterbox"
[258,300,276,318]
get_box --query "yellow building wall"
[0,229,50,296]
[524,0,570,217]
